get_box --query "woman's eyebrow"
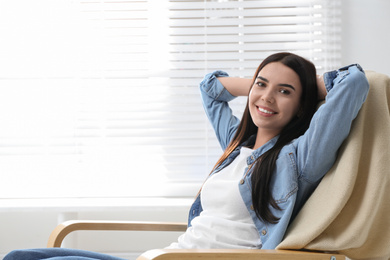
[279,83,296,91]
[257,76,268,82]
[257,76,296,91]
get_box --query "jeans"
[3,248,127,260]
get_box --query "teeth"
[258,107,274,114]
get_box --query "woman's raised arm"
[217,77,253,97]
[219,73,327,100]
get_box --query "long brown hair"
[212,52,318,224]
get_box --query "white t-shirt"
[167,147,261,249]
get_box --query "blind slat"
[168,0,325,9]
[169,16,325,26]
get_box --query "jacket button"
[261,229,267,236]
[240,179,245,185]
[250,205,254,210]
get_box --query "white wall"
[1,1,390,259]
[341,0,390,75]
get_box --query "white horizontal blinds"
[0,0,173,198]
[168,0,342,177]
[318,0,342,70]
[0,0,341,199]
[168,0,341,77]
[0,0,205,198]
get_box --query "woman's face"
[248,62,303,136]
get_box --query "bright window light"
[0,0,341,199]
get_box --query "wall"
[1,1,390,259]
[341,0,390,75]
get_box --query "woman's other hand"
[317,74,327,100]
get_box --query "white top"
[167,147,261,249]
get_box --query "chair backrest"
[277,71,390,260]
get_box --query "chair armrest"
[138,249,346,260]
[48,220,346,259]
[47,220,187,248]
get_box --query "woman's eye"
[256,81,266,87]
[280,89,290,95]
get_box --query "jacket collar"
[240,134,279,165]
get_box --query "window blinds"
[0,0,341,199]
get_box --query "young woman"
[4,53,369,259]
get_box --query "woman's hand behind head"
[317,74,327,100]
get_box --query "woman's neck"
[253,130,279,150]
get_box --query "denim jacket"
[188,64,369,249]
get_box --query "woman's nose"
[261,90,274,103]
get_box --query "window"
[0,0,341,199]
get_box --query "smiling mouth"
[257,106,277,114]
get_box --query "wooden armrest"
[47,220,187,248]
[138,249,346,260]
[48,221,346,260]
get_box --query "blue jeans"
[3,248,127,260]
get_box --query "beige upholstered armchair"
[47,71,390,260]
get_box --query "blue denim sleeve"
[296,64,369,183]
[200,71,241,150]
